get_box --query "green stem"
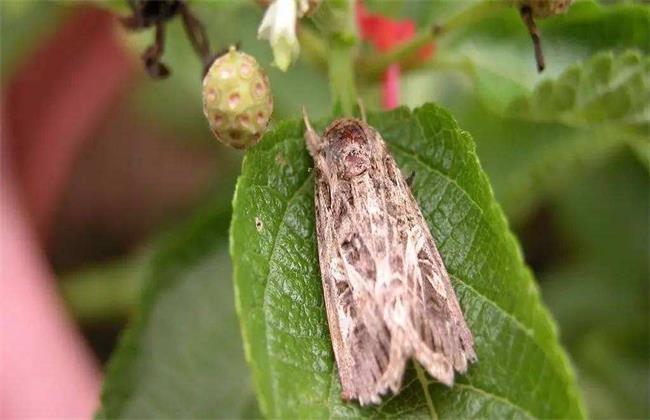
[328,38,357,116]
[358,1,507,79]
[312,0,358,116]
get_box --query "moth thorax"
[337,148,369,178]
[325,120,371,178]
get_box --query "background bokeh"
[1,1,647,418]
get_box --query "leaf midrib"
[414,362,438,419]
[454,383,536,419]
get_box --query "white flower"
[297,0,311,16]
[257,0,303,71]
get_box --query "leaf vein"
[454,383,536,419]
[414,362,439,419]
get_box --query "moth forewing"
[304,111,476,406]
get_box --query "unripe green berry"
[202,46,273,149]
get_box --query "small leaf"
[97,204,256,418]
[441,52,649,220]
[508,51,649,130]
[231,104,585,418]
[497,51,648,219]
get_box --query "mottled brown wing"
[308,116,475,406]
[377,130,477,374]
[312,162,390,405]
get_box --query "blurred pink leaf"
[5,6,135,236]
[1,6,136,418]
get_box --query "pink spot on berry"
[229,93,240,109]
[240,63,252,78]
[238,114,251,128]
[214,113,224,127]
[206,88,217,103]
[220,66,233,79]
[254,82,265,98]
[257,111,266,126]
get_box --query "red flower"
[356,0,433,109]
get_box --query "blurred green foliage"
[96,201,259,418]
[2,1,647,418]
[0,1,67,79]
[545,153,649,418]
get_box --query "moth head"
[325,119,371,178]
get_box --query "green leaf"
[433,51,649,221]
[629,136,650,170]
[508,51,649,129]
[496,50,648,219]
[98,203,256,418]
[231,104,585,418]
[540,153,649,418]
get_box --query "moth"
[303,111,476,405]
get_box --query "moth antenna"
[302,106,320,157]
[302,106,313,131]
[357,98,367,122]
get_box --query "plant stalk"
[312,0,358,116]
[328,39,357,116]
